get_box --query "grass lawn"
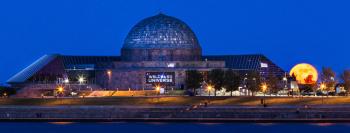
[1,96,350,106]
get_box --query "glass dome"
[122,13,201,49]
[121,14,202,61]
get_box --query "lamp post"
[320,83,326,104]
[78,77,85,84]
[207,84,213,104]
[154,84,161,102]
[207,85,213,97]
[57,86,64,97]
[78,75,85,92]
[155,85,161,96]
[283,73,289,96]
[107,70,112,90]
[64,78,71,95]
[55,86,65,105]
[261,83,268,105]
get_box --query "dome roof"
[122,14,201,49]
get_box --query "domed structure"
[121,13,202,61]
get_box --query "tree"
[246,71,261,96]
[321,67,337,93]
[301,84,317,94]
[266,70,282,94]
[340,70,350,93]
[223,69,241,96]
[185,70,203,95]
[208,69,225,96]
[291,73,297,81]
[0,86,16,96]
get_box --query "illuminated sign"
[167,63,175,68]
[260,63,268,68]
[146,72,175,85]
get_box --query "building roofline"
[202,54,264,57]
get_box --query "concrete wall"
[1,106,350,122]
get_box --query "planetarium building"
[7,14,285,97]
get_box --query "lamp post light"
[58,87,64,93]
[107,70,112,76]
[207,85,213,97]
[155,85,161,95]
[320,83,326,92]
[154,84,161,102]
[56,86,65,105]
[261,83,268,105]
[77,75,85,92]
[63,78,71,95]
[107,70,112,90]
[56,86,64,97]
[207,84,213,104]
[78,76,85,84]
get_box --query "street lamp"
[320,83,326,90]
[77,75,85,92]
[154,84,161,102]
[57,86,64,93]
[105,70,112,90]
[207,85,213,97]
[155,85,161,95]
[207,84,213,105]
[107,70,112,76]
[78,76,85,84]
[261,83,268,105]
[320,83,326,104]
[56,86,64,97]
[261,83,268,95]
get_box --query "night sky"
[0,0,349,84]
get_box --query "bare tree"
[321,67,337,93]
[266,70,282,94]
[246,71,261,96]
[185,70,203,96]
[223,69,241,96]
[208,69,225,96]
[340,70,350,93]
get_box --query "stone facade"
[97,61,225,90]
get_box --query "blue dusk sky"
[0,0,349,83]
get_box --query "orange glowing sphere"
[289,63,318,84]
